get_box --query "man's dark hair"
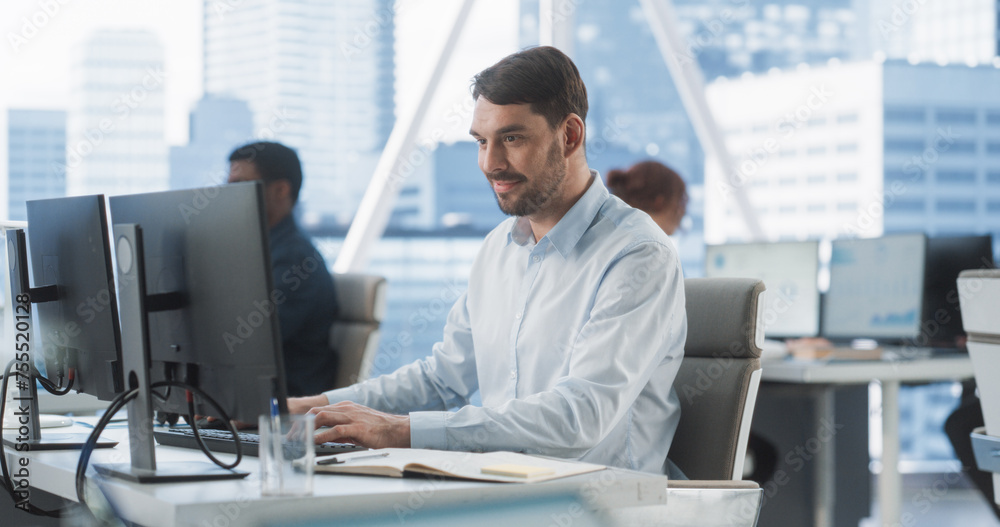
[228,141,303,203]
[472,46,588,129]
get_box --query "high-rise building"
[169,95,254,190]
[859,0,999,65]
[203,0,396,226]
[66,30,168,197]
[704,59,1000,243]
[7,110,67,221]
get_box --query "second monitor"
[705,240,821,339]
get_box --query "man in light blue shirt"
[290,46,686,474]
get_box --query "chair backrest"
[329,272,387,390]
[668,277,766,480]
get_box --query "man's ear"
[269,179,292,201]
[562,114,585,157]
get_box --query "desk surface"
[11,422,670,527]
[760,353,973,384]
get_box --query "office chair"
[958,269,1000,508]
[668,277,765,481]
[329,272,388,390]
[611,278,767,527]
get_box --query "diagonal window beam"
[333,0,476,273]
[639,0,765,240]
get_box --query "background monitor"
[108,182,287,423]
[922,234,994,348]
[705,241,821,338]
[822,233,927,342]
[26,195,123,401]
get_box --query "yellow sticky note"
[481,464,556,478]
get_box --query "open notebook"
[314,448,606,483]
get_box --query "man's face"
[470,98,567,218]
[227,159,263,184]
[228,159,287,227]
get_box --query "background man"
[228,141,339,397]
[289,47,686,475]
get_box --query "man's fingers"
[313,424,359,445]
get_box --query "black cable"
[0,359,69,518]
[185,394,242,470]
[0,358,17,503]
[75,387,135,507]
[35,366,75,396]
[74,379,243,514]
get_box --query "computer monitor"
[705,241,821,338]
[822,233,927,343]
[921,235,994,348]
[0,197,121,450]
[26,196,124,401]
[100,182,287,482]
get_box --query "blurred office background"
[2,0,999,523]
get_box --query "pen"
[317,451,390,465]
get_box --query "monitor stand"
[93,224,247,483]
[3,229,116,451]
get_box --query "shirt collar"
[506,170,609,258]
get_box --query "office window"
[885,107,925,123]
[778,177,795,186]
[836,172,858,182]
[836,143,858,153]
[806,146,826,156]
[893,199,925,213]
[806,174,826,184]
[837,113,859,124]
[779,148,796,158]
[751,124,769,134]
[884,138,925,153]
[987,142,1000,155]
[935,109,977,125]
[987,201,1000,213]
[750,179,768,188]
[836,202,856,211]
[806,203,825,213]
[988,111,1000,126]
[943,141,977,155]
[988,172,1000,184]
[936,200,975,213]
[778,205,795,214]
[807,117,827,128]
[936,171,976,184]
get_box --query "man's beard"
[490,139,566,217]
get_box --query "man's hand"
[308,401,410,449]
[287,394,329,415]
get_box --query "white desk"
[761,353,973,527]
[7,422,676,527]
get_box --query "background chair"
[612,277,766,527]
[668,277,765,481]
[329,272,387,390]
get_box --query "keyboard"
[153,427,365,457]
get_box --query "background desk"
[6,422,677,527]
[759,354,973,527]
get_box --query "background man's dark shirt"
[269,214,339,396]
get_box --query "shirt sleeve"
[408,241,685,456]
[321,291,481,419]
